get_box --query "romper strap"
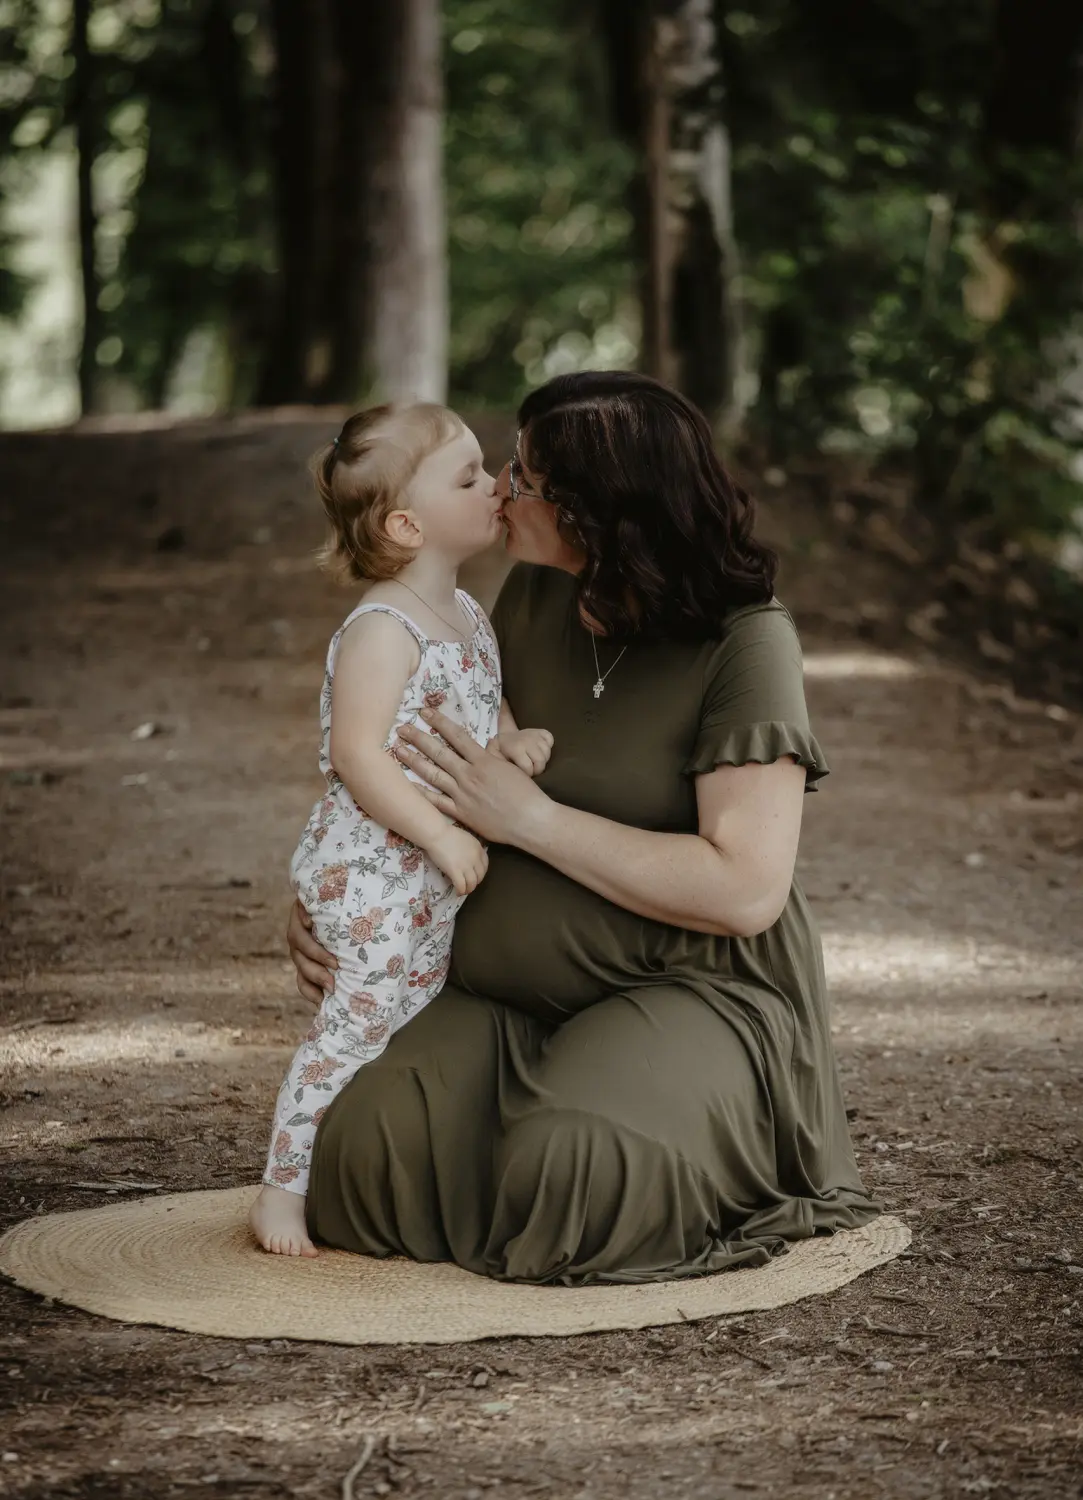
[328,602,428,673]
[454,589,481,631]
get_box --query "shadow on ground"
[1,415,1081,1499]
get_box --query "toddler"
[250,403,553,1256]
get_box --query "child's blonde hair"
[313,403,465,581]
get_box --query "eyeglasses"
[509,436,545,504]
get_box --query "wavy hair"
[313,403,463,581]
[517,372,777,639]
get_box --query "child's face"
[406,427,501,560]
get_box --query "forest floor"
[0,413,1081,1500]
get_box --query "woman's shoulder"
[693,596,806,698]
[714,596,801,650]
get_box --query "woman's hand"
[286,898,338,1005]
[396,708,551,846]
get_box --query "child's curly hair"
[313,403,465,581]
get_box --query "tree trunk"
[71,0,100,417]
[258,0,336,403]
[376,0,447,403]
[354,0,447,404]
[641,10,675,388]
[285,0,448,406]
[261,0,447,406]
[620,0,743,427]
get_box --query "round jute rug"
[0,1187,910,1345]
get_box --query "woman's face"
[495,447,585,574]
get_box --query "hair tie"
[332,435,341,449]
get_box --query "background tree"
[602,0,743,429]
[70,0,100,414]
[442,0,636,408]
[1,0,1082,566]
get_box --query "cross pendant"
[592,679,604,698]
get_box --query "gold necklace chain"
[395,582,470,639]
[590,632,627,698]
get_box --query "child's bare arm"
[328,614,451,851]
[497,696,519,736]
[490,696,553,777]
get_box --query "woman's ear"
[384,509,424,550]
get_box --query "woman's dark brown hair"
[517,371,777,640]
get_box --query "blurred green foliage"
[722,0,1083,543]
[105,0,274,405]
[0,0,64,318]
[0,0,1081,547]
[445,0,637,407]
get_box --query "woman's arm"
[517,759,806,938]
[395,710,806,939]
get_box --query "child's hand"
[426,826,489,896]
[491,728,554,776]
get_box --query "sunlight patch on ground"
[0,1018,285,1074]
[823,928,1081,1042]
[822,929,1078,984]
[0,962,290,1003]
[802,650,923,681]
[0,742,105,772]
[1,965,297,1077]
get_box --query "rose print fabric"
[263,591,501,1195]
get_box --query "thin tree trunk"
[624,0,742,426]
[258,0,320,403]
[642,13,674,386]
[260,0,361,405]
[322,0,376,402]
[364,0,447,403]
[71,0,100,416]
[674,97,745,434]
[378,0,447,402]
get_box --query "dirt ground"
[1,413,1080,1500]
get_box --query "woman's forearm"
[515,799,774,938]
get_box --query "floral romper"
[263,590,501,1194]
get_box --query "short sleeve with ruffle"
[684,600,829,791]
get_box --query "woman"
[287,371,879,1284]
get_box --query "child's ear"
[384,509,424,550]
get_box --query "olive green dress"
[307,563,879,1283]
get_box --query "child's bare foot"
[249,1183,318,1257]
